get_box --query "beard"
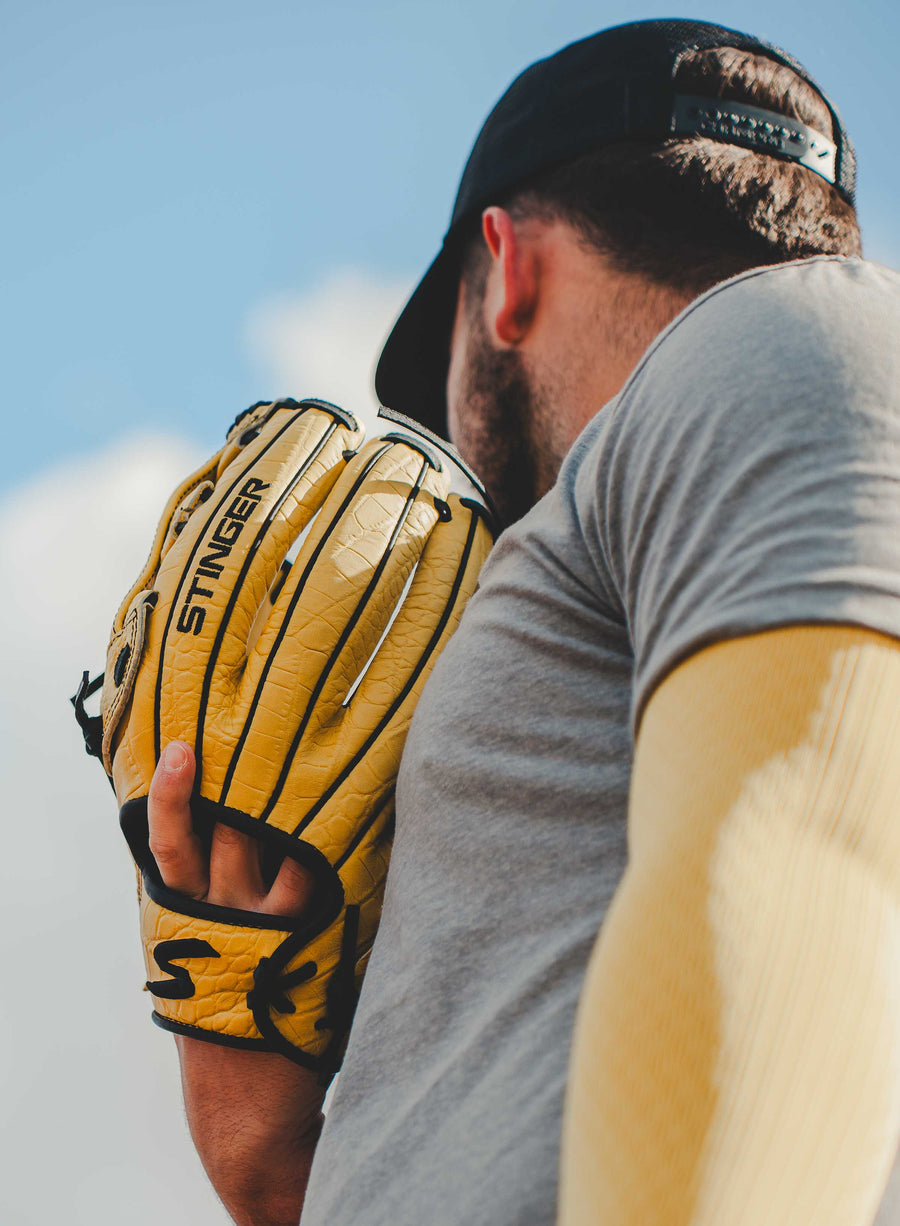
[451,315,547,530]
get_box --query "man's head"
[445,209,695,525]
[376,20,861,524]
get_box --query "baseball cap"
[374,17,855,437]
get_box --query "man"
[148,19,900,1226]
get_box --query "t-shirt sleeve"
[577,257,900,733]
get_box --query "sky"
[2,1,898,1222]
[3,0,899,490]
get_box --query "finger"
[265,855,316,919]
[207,823,267,909]
[148,741,208,897]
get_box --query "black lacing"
[228,399,271,436]
[316,906,362,1082]
[316,905,360,1034]
[245,905,362,1082]
[249,956,317,1017]
[71,670,104,760]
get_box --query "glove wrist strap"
[140,885,360,1080]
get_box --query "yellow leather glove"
[73,397,494,1080]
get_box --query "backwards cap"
[374,18,855,436]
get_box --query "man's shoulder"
[557,256,900,581]
[589,256,900,460]
[631,256,900,400]
[565,258,900,718]
[682,254,899,319]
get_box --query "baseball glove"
[73,397,494,1079]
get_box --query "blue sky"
[2,0,898,492]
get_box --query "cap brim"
[374,240,461,439]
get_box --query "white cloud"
[2,269,424,1223]
[0,435,231,1225]
[244,269,486,503]
[0,434,208,877]
[244,267,413,439]
[1,434,202,683]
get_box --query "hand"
[150,742,324,1226]
[148,740,315,916]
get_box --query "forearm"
[176,1037,325,1226]
[560,626,900,1225]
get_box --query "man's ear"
[481,207,538,346]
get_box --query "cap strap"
[672,95,837,186]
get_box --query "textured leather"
[101,399,494,1077]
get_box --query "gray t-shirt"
[300,256,900,1225]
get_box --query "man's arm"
[148,741,324,1226]
[559,624,900,1225]
[175,1038,323,1226]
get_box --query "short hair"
[462,47,861,301]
